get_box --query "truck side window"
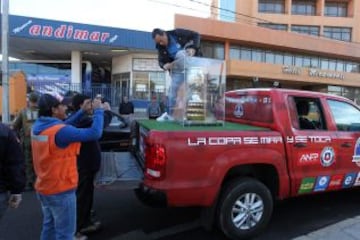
[291,97,326,130]
[327,100,360,131]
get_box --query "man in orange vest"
[31,93,104,240]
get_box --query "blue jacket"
[32,108,104,148]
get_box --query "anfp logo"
[320,146,335,167]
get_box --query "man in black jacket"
[71,94,112,237]
[152,28,202,121]
[0,123,25,220]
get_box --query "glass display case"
[168,56,226,126]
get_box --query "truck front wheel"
[218,177,273,240]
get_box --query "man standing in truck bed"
[151,28,202,121]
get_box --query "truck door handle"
[341,142,352,148]
[294,142,307,148]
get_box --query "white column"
[71,51,82,92]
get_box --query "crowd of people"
[0,26,203,240]
[1,91,116,240]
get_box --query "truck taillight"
[145,144,166,180]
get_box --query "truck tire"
[218,177,273,240]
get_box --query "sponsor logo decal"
[353,172,360,186]
[327,174,343,190]
[298,177,315,194]
[352,138,360,167]
[298,153,319,166]
[320,146,335,167]
[343,173,357,188]
[233,104,244,118]
[314,176,330,192]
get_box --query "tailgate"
[95,151,143,190]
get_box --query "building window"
[258,23,288,31]
[291,25,320,36]
[323,27,351,42]
[229,44,360,74]
[201,41,225,59]
[291,0,316,15]
[219,0,236,22]
[324,2,347,17]
[258,0,285,13]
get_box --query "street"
[1,181,360,240]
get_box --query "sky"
[8,0,212,32]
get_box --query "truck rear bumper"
[135,184,168,207]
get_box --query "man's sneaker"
[79,221,102,234]
[156,112,174,122]
[74,232,88,240]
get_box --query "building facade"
[175,0,360,103]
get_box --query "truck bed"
[137,119,269,131]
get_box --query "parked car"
[100,111,131,152]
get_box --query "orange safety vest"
[31,124,81,195]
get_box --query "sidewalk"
[293,215,360,240]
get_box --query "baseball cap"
[28,92,39,103]
[38,92,67,111]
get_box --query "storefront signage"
[308,68,345,80]
[133,58,162,71]
[282,65,301,75]
[282,66,345,80]
[28,24,112,43]
[9,15,154,49]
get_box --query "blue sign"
[9,15,154,50]
[343,173,356,188]
[314,175,330,192]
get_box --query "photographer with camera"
[70,94,112,238]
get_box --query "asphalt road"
[1,184,360,240]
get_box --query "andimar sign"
[9,15,154,50]
[282,66,345,80]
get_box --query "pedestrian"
[0,123,25,221]
[147,96,161,119]
[151,28,202,121]
[118,96,134,124]
[71,94,112,237]
[12,92,39,191]
[159,94,168,114]
[31,92,104,240]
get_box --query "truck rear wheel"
[218,177,273,240]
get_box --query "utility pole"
[1,0,10,123]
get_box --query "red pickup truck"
[132,88,360,239]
